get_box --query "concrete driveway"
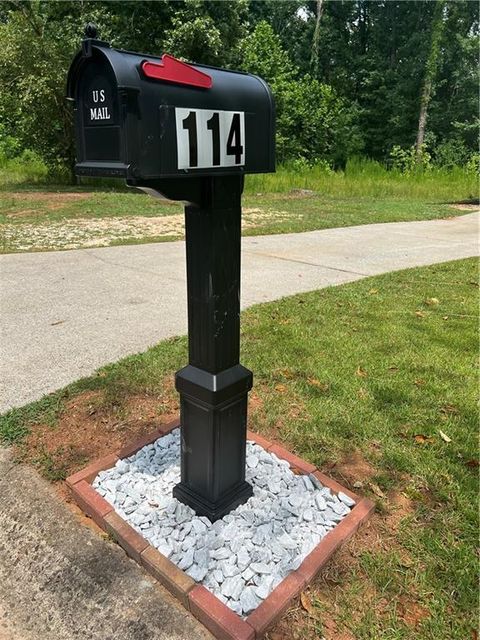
[1,212,478,413]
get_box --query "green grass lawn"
[1,258,477,639]
[0,161,477,253]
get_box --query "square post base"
[173,479,253,522]
[173,363,253,521]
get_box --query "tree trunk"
[415,0,447,160]
[310,0,324,76]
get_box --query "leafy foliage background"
[0,0,477,179]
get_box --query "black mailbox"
[67,27,276,521]
[67,36,275,183]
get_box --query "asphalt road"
[1,212,478,413]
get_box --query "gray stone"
[209,535,224,550]
[229,537,244,553]
[320,487,335,501]
[157,434,173,448]
[302,475,315,491]
[229,600,243,616]
[267,479,282,494]
[254,575,275,599]
[186,564,208,582]
[213,569,224,584]
[288,555,304,571]
[165,501,177,514]
[302,508,314,522]
[178,548,194,571]
[211,547,231,560]
[329,511,344,523]
[236,547,251,570]
[242,566,255,582]
[255,548,273,566]
[284,503,301,517]
[191,519,208,535]
[288,494,303,507]
[174,504,191,525]
[156,540,173,558]
[116,459,129,474]
[222,523,237,541]
[250,562,273,575]
[239,587,261,615]
[221,576,245,600]
[338,491,356,507]
[331,500,348,515]
[270,541,290,560]
[240,510,255,525]
[278,532,297,550]
[220,560,241,578]
[309,473,323,490]
[315,494,327,510]
[181,535,196,551]
[94,432,356,620]
[193,548,210,568]
[203,575,219,592]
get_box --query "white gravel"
[93,428,354,617]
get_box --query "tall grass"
[245,157,479,202]
[0,150,48,186]
[0,152,477,204]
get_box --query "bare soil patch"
[450,203,480,212]
[14,383,179,482]
[326,450,377,490]
[5,191,91,216]
[1,207,290,252]
[8,192,89,202]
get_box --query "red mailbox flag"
[141,54,212,89]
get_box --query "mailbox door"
[73,54,130,177]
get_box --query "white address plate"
[175,108,245,170]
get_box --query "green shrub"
[390,144,432,173]
[434,138,472,169]
[465,152,480,176]
[0,125,21,162]
[240,22,362,166]
[0,149,48,186]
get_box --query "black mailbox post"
[67,26,275,521]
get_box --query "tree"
[310,0,324,77]
[240,21,361,164]
[415,0,447,160]
[0,0,477,176]
[0,1,175,177]
[0,2,112,176]
[162,0,248,67]
[428,0,479,155]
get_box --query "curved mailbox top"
[67,39,275,182]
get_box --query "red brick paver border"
[141,545,195,608]
[189,586,255,640]
[72,479,113,529]
[246,572,306,637]
[104,511,149,563]
[67,422,374,640]
[66,453,119,488]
